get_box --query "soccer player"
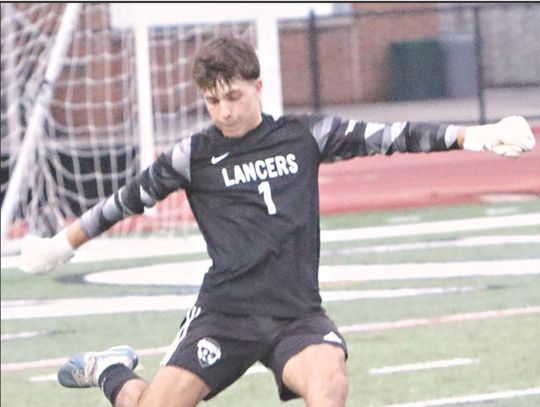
[19,36,535,407]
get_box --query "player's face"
[203,78,263,138]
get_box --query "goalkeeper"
[19,36,535,407]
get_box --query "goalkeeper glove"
[463,116,536,157]
[18,229,74,274]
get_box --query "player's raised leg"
[112,366,210,407]
[58,346,211,407]
[58,345,138,388]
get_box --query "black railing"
[300,3,540,124]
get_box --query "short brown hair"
[192,36,260,91]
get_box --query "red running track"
[318,131,540,214]
[10,131,537,238]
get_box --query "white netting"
[1,3,256,240]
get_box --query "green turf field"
[2,199,540,406]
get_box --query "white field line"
[3,356,69,372]
[1,287,478,321]
[2,213,539,269]
[338,306,540,334]
[376,386,540,407]
[319,259,540,283]
[29,362,270,383]
[29,374,540,407]
[82,258,540,287]
[368,358,478,375]
[321,213,540,243]
[1,295,196,321]
[322,235,540,256]
[484,206,520,216]
[1,331,46,341]
[3,306,539,373]
[3,258,539,320]
[386,215,422,224]
[30,374,58,383]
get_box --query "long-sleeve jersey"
[80,114,461,317]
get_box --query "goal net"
[1,3,262,245]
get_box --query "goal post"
[111,3,284,119]
[0,3,285,248]
[133,6,156,174]
[0,3,82,242]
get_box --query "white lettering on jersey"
[266,157,278,178]
[255,160,267,180]
[242,162,257,182]
[222,168,235,187]
[274,155,289,176]
[233,165,247,184]
[287,154,298,174]
[221,154,298,187]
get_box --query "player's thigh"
[263,312,348,400]
[161,307,269,399]
[282,343,347,397]
[138,365,210,407]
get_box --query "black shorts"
[160,306,348,401]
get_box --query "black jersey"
[80,114,460,317]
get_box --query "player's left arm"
[458,116,535,157]
[303,114,535,161]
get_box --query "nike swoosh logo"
[211,152,230,165]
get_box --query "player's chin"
[220,124,245,138]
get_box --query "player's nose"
[220,101,232,119]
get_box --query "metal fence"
[282,3,540,125]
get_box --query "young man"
[19,37,535,407]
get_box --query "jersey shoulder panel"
[188,127,219,158]
[277,114,323,149]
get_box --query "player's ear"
[255,78,262,94]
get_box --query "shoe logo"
[211,152,230,165]
[197,337,222,368]
[323,331,343,344]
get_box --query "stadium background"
[1,4,540,407]
[1,3,539,239]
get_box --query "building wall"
[436,4,540,87]
[278,3,540,107]
[279,3,440,106]
[11,3,538,135]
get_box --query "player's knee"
[284,343,348,404]
[303,365,348,405]
[319,369,348,403]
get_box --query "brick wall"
[279,3,540,107]
[39,4,540,130]
[279,3,440,106]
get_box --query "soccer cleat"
[58,345,138,388]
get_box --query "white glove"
[18,229,74,274]
[463,116,536,158]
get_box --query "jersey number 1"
[258,181,277,215]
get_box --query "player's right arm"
[18,219,87,274]
[18,138,192,274]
